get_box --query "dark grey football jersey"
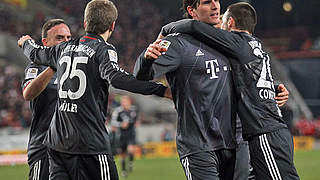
[134,33,237,158]
[111,105,138,137]
[162,20,287,140]
[21,33,167,154]
[22,63,57,164]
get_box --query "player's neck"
[99,30,112,42]
[231,28,251,35]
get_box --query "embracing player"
[18,0,170,179]
[162,2,299,179]
[22,19,71,180]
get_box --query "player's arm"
[133,50,155,80]
[161,19,239,58]
[98,47,169,98]
[18,35,58,69]
[133,39,166,80]
[22,66,55,100]
[274,84,289,107]
[141,36,182,80]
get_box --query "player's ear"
[110,21,115,32]
[83,21,87,29]
[187,6,196,18]
[42,38,48,46]
[228,17,235,29]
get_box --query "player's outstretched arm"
[22,67,55,101]
[18,35,58,68]
[275,84,289,107]
[100,59,168,97]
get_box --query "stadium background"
[0,0,320,179]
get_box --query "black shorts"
[29,156,49,180]
[248,128,300,180]
[119,134,136,153]
[234,140,254,180]
[48,149,119,180]
[180,149,236,180]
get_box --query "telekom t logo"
[205,59,219,79]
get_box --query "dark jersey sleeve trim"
[133,50,155,80]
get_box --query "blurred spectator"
[312,36,320,50]
[0,0,171,72]
[293,118,320,138]
[161,127,174,142]
[0,64,31,129]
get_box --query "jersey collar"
[84,33,105,43]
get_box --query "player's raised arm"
[18,35,58,69]
[22,66,55,100]
[133,50,155,81]
[161,19,240,58]
[133,39,166,80]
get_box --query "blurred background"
[0,0,319,179]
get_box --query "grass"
[0,150,319,180]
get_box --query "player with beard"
[22,19,71,180]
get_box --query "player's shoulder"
[163,32,185,41]
[24,63,46,79]
[97,40,117,51]
[93,41,118,63]
[161,33,188,50]
[24,62,47,73]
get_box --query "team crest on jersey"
[159,40,171,50]
[108,50,118,63]
[25,68,38,79]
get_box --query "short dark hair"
[41,19,66,38]
[182,0,200,18]
[226,2,257,34]
[84,0,118,34]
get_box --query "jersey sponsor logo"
[108,50,118,63]
[205,59,231,79]
[205,59,219,79]
[195,49,204,56]
[25,68,38,79]
[159,40,171,50]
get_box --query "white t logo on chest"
[205,59,219,79]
